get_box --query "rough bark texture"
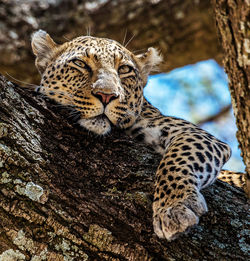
[0,76,249,260]
[0,0,222,83]
[211,0,250,196]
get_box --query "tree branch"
[0,75,248,260]
[197,104,231,126]
[0,0,222,83]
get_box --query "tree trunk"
[0,76,249,260]
[211,0,250,197]
[0,0,221,83]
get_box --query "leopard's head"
[32,30,162,135]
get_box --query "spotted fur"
[32,30,244,241]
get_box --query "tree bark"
[211,0,250,196]
[0,76,249,260]
[0,0,221,82]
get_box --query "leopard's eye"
[118,64,134,75]
[69,58,92,73]
[72,59,86,68]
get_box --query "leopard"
[31,29,245,241]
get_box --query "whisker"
[73,115,81,121]
[17,86,38,93]
[67,112,81,120]
[132,48,147,54]
[86,25,92,36]
[41,89,74,100]
[5,72,38,90]
[121,109,136,119]
[51,104,76,110]
[36,93,50,100]
[125,33,135,48]
[68,111,80,118]
[63,35,70,41]
[52,103,76,108]
[122,29,127,46]
[67,108,80,114]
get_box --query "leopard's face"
[32,30,162,135]
[39,37,144,135]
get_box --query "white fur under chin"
[78,117,111,135]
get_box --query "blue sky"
[144,59,245,172]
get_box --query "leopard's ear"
[135,47,163,85]
[31,30,59,74]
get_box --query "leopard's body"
[31,30,243,241]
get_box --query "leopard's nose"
[92,91,118,105]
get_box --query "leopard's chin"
[78,115,112,135]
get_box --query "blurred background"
[0,0,244,171]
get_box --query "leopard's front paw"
[153,191,208,241]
